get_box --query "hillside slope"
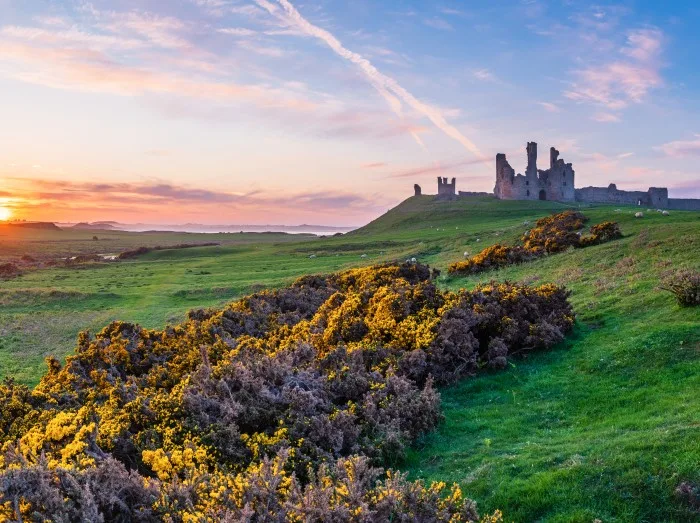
[1,196,698,519]
[392,200,700,522]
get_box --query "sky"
[0,0,699,226]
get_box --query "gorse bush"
[444,245,535,275]
[0,263,573,521]
[579,221,623,247]
[521,210,588,255]
[449,211,622,275]
[660,269,700,307]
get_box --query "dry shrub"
[654,259,672,269]
[65,254,102,264]
[449,211,621,276]
[0,263,22,280]
[118,243,221,259]
[0,262,572,521]
[676,481,700,513]
[0,452,159,522]
[519,274,541,286]
[555,267,584,286]
[660,269,700,307]
[612,256,637,278]
[632,227,650,248]
[593,278,615,295]
[117,246,152,259]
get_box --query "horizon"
[1,0,700,225]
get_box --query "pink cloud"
[591,112,621,123]
[5,177,391,224]
[622,28,663,62]
[96,11,190,50]
[0,25,145,50]
[564,28,663,111]
[538,102,560,113]
[388,158,488,179]
[0,11,430,146]
[655,135,700,158]
[0,41,316,110]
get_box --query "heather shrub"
[0,452,160,522]
[0,262,573,520]
[675,481,700,514]
[660,269,700,307]
[450,211,622,276]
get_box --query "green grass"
[1,196,699,520]
[398,203,700,522]
[1,196,573,385]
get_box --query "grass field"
[1,196,699,521]
[400,205,700,522]
[0,196,572,385]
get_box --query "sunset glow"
[0,206,11,221]
[1,1,699,225]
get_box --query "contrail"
[255,0,485,160]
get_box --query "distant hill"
[5,222,61,231]
[71,222,120,230]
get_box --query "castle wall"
[668,198,700,211]
[575,185,673,208]
[458,191,492,197]
[510,175,538,200]
[575,186,647,205]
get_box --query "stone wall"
[575,184,646,205]
[668,198,700,211]
[575,184,672,208]
[458,191,492,197]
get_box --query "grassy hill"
[1,196,698,520]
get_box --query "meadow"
[0,197,571,385]
[0,196,698,521]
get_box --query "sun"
[0,206,12,221]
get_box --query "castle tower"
[550,147,559,169]
[526,142,538,178]
[436,176,456,200]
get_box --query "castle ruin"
[436,177,457,200]
[415,140,700,210]
[494,142,575,202]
